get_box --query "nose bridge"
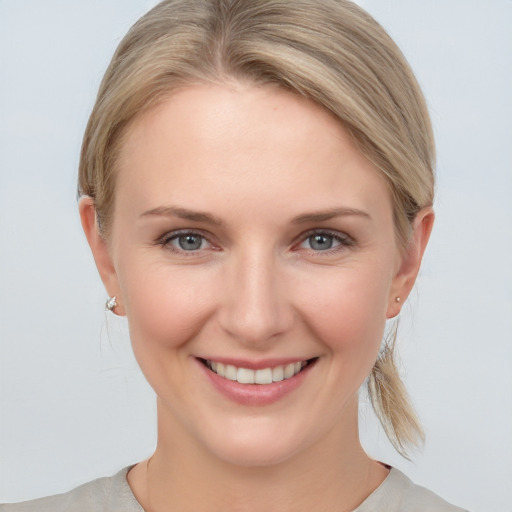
[219,243,292,345]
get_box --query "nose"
[218,248,294,348]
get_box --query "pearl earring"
[106,296,118,312]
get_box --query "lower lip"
[197,359,316,406]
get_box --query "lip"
[195,356,318,406]
[198,356,311,370]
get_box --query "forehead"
[121,82,347,159]
[115,83,392,223]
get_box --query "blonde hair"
[79,0,434,457]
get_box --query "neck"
[128,400,388,512]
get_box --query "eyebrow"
[140,206,223,226]
[291,208,371,224]
[140,206,370,226]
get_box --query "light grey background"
[0,1,511,511]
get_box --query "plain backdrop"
[0,1,511,511]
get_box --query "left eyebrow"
[291,208,371,224]
[140,206,223,226]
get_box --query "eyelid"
[155,228,354,255]
[294,228,355,253]
[157,228,217,254]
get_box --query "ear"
[79,196,126,316]
[387,207,435,319]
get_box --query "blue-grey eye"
[299,232,347,252]
[308,234,334,250]
[175,234,204,251]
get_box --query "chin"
[212,438,300,468]
[197,418,313,468]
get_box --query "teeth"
[284,363,295,379]
[206,359,310,385]
[237,367,255,384]
[255,368,272,384]
[225,365,237,381]
[272,366,284,382]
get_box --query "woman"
[2,0,468,510]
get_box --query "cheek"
[118,261,218,352]
[293,264,391,356]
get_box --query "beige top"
[1,466,469,512]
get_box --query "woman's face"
[89,83,417,466]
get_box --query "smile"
[202,359,316,385]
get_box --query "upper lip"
[196,356,317,370]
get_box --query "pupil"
[179,234,202,250]
[310,234,333,250]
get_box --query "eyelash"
[158,229,213,256]
[297,229,355,255]
[157,229,355,256]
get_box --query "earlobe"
[78,196,126,316]
[386,207,435,319]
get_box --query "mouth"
[198,358,318,385]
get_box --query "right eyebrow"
[291,207,372,224]
[139,206,224,226]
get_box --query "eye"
[298,230,353,253]
[305,233,338,251]
[160,231,211,253]
[175,233,205,251]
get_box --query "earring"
[395,297,401,303]
[106,296,118,312]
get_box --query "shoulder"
[356,468,469,512]
[0,467,143,512]
[395,470,469,512]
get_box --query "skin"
[80,83,433,511]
